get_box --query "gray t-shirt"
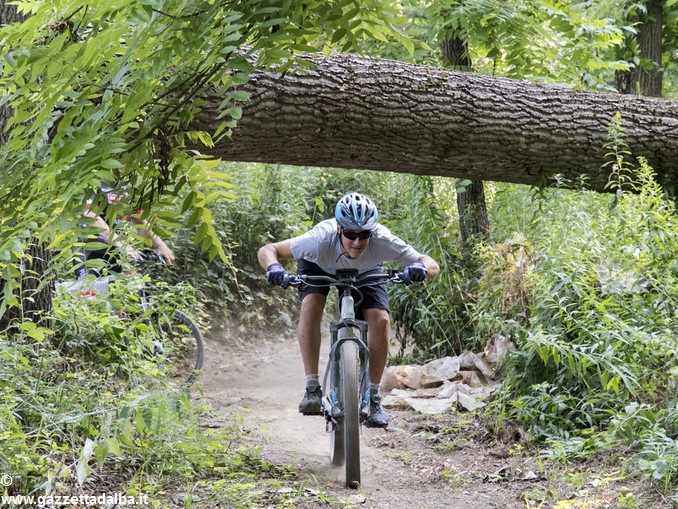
[289,219,421,274]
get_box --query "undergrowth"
[483,115,677,492]
[0,272,322,507]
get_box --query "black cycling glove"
[402,261,427,284]
[266,263,288,286]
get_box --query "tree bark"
[441,38,472,72]
[196,52,678,193]
[0,240,53,330]
[615,0,664,97]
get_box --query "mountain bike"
[283,268,409,488]
[55,250,205,384]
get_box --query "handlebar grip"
[281,274,307,289]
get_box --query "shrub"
[487,121,677,490]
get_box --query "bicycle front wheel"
[155,310,205,385]
[339,340,361,488]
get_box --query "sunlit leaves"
[420,0,629,89]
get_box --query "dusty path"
[201,324,545,509]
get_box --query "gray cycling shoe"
[299,386,323,415]
[364,393,389,428]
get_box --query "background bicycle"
[54,250,205,385]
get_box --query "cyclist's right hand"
[266,263,289,286]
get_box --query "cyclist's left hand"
[266,263,288,286]
[157,244,176,265]
[403,261,427,283]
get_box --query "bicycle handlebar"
[133,249,166,266]
[282,269,407,290]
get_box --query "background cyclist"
[79,185,175,276]
[258,192,439,428]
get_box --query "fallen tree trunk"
[196,52,678,192]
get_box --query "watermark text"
[0,492,148,507]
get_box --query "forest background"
[0,0,676,507]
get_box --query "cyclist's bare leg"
[297,292,326,376]
[363,308,390,384]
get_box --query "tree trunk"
[615,0,664,97]
[441,38,472,72]
[0,2,52,331]
[456,179,489,245]
[441,36,490,247]
[0,240,53,330]
[0,0,19,145]
[196,52,678,193]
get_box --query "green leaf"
[94,440,109,467]
[106,438,123,458]
[228,90,250,102]
[100,159,124,169]
[259,18,290,29]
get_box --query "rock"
[458,351,495,380]
[483,334,515,366]
[420,356,460,387]
[381,349,505,416]
[381,367,406,393]
[391,387,441,398]
[405,397,457,415]
[457,392,486,411]
[435,381,472,399]
[381,365,423,392]
[382,393,412,409]
[458,370,483,387]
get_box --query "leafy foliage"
[1,275,186,489]
[386,176,477,360]
[483,122,677,490]
[0,0,409,321]
[364,0,632,91]
[0,269,332,503]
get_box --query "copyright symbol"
[0,474,12,486]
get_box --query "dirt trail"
[201,324,535,509]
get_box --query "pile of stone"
[380,336,514,415]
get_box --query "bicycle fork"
[322,316,371,431]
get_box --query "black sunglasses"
[341,229,373,240]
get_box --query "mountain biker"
[258,192,440,428]
[79,185,175,275]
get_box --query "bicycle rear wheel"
[175,310,205,384]
[339,340,361,488]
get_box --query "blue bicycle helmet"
[334,192,378,230]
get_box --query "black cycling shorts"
[297,259,389,320]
